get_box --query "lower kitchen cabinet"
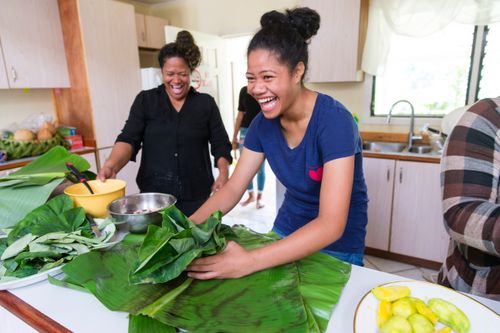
[97,148,140,196]
[363,157,449,264]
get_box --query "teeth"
[258,97,275,103]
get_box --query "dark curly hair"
[158,30,201,71]
[248,7,320,83]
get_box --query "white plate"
[0,218,116,290]
[0,265,63,291]
[354,280,500,333]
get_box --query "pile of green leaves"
[0,195,115,282]
[130,205,235,284]
[0,146,92,228]
[55,206,352,332]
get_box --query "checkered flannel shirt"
[437,97,500,300]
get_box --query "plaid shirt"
[438,97,500,300]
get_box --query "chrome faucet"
[387,100,422,151]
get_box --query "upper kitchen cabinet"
[302,0,368,82]
[0,0,70,88]
[135,13,168,49]
[56,0,141,148]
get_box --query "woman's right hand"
[97,164,117,181]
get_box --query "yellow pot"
[64,179,126,217]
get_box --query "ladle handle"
[66,162,95,194]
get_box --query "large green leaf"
[0,146,91,228]
[128,314,176,333]
[60,226,351,333]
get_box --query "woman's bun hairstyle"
[260,7,320,41]
[158,30,201,71]
[248,7,320,83]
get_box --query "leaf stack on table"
[0,146,354,332]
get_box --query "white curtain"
[362,0,500,75]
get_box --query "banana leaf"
[59,227,351,332]
[128,314,176,333]
[0,146,90,228]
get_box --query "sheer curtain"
[362,0,500,75]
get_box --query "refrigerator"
[141,67,162,90]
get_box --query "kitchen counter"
[363,150,441,163]
[2,265,499,332]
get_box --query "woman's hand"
[97,164,117,181]
[211,171,228,193]
[186,241,256,279]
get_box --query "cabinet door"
[135,13,148,48]
[302,0,363,82]
[0,0,69,88]
[390,161,449,262]
[363,157,395,251]
[98,148,140,196]
[0,42,8,88]
[78,0,141,147]
[145,15,168,49]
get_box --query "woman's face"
[162,56,190,101]
[246,49,301,119]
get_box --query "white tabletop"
[6,264,499,332]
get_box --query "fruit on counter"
[13,128,36,141]
[414,302,439,325]
[40,121,57,134]
[408,313,434,333]
[392,298,417,318]
[428,298,470,333]
[372,285,411,302]
[1,129,14,140]
[380,315,412,333]
[37,128,54,140]
[377,300,393,327]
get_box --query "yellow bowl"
[64,179,126,217]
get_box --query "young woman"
[187,7,368,279]
[97,31,232,216]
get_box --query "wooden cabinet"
[302,0,367,82]
[135,13,168,49]
[0,0,70,88]
[363,158,395,251]
[390,161,449,262]
[363,157,449,264]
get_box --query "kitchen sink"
[408,145,433,154]
[362,141,406,153]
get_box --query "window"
[372,22,499,117]
[477,24,500,100]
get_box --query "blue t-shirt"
[244,93,368,253]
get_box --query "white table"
[2,265,498,332]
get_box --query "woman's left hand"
[186,241,256,279]
[211,172,228,193]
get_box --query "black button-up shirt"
[116,85,232,202]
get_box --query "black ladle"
[66,162,94,194]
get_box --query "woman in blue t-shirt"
[188,7,368,279]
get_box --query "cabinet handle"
[11,67,17,82]
[399,167,403,183]
[386,168,390,182]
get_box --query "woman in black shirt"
[98,31,232,216]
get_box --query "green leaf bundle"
[58,208,351,333]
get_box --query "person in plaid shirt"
[438,97,500,300]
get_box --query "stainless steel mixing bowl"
[107,193,177,233]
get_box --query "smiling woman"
[97,30,232,217]
[186,6,368,280]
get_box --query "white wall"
[0,89,55,130]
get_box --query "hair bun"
[260,10,288,28]
[286,7,320,40]
[174,30,201,70]
[175,30,196,49]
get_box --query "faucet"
[387,100,422,151]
